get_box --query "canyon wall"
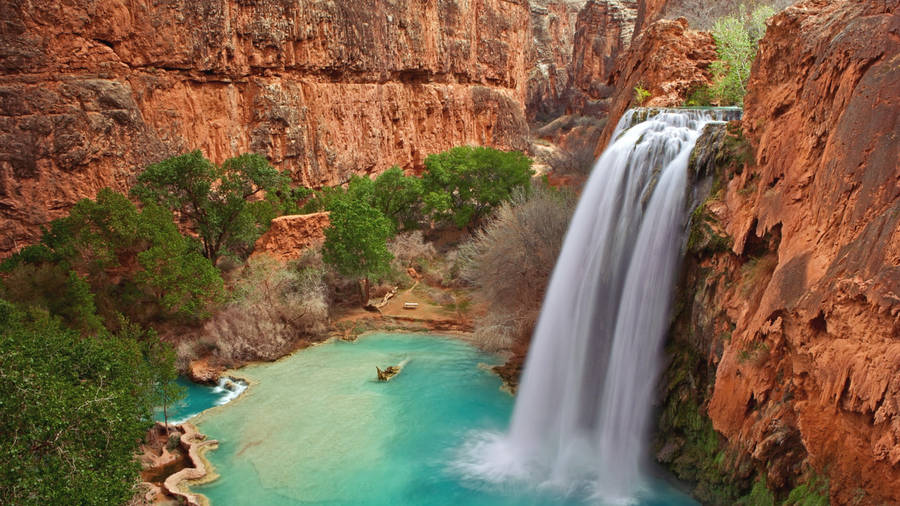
[596,16,715,148]
[0,0,535,254]
[659,0,900,503]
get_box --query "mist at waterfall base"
[455,109,739,504]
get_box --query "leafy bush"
[0,301,176,505]
[0,189,224,326]
[423,146,534,229]
[634,84,651,105]
[459,184,575,348]
[706,4,775,105]
[132,151,294,264]
[199,256,328,364]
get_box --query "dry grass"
[180,255,329,367]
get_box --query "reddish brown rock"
[187,357,224,385]
[0,0,533,256]
[251,212,330,262]
[596,17,716,149]
[633,0,667,37]
[526,1,588,121]
[685,0,900,502]
[567,0,638,115]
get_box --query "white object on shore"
[403,302,419,309]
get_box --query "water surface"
[154,377,247,425]
[190,333,695,505]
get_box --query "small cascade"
[456,108,740,502]
[212,376,249,406]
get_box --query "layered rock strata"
[0,0,533,255]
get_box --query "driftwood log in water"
[376,365,401,382]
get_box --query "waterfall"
[456,108,741,503]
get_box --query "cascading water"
[456,108,741,503]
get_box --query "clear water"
[186,333,696,505]
[154,377,248,425]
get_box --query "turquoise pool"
[188,333,696,505]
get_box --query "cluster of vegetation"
[633,84,651,106]
[1,189,224,329]
[0,302,177,504]
[195,254,328,365]
[687,3,775,106]
[0,151,299,503]
[306,146,534,305]
[459,184,576,349]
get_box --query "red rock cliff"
[661,0,899,502]
[0,0,533,254]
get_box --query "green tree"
[422,146,534,229]
[707,4,774,105]
[1,189,223,325]
[372,167,424,230]
[116,317,184,434]
[0,301,172,505]
[131,151,293,264]
[322,199,394,305]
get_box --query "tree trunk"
[359,278,370,306]
[162,391,170,436]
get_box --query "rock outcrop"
[567,0,638,116]
[0,0,533,255]
[597,16,716,148]
[659,1,900,503]
[526,0,588,122]
[251,212,329,262]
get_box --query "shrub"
[706,4,775,105]
[388,231,437,269]
[459,184,575,347]
[201,256,328,364]
[634,84,651,105]
[422,146,534,229]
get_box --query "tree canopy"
[422,146,534,229]
[0,301,176,505]
[131,151,294,264]
[321,198,394,303]
[1,188,223,326]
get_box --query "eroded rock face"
[526,0,587,122]
[251,212,330,263]
[0,0,533,255]
[567,0,638,116]
[663,1,899,502]
[596,16,716,149]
